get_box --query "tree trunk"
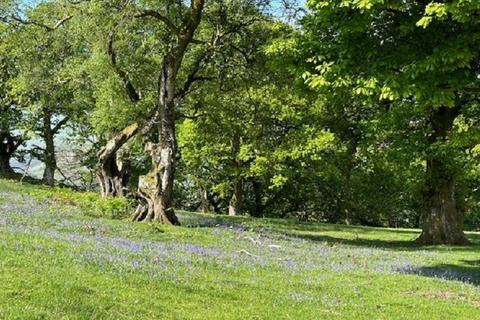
[343,140,357,225]
[416,107,469,245]
[132,61,180,225]
[251,178,263,217]
[98,155,130,198]
[97,123,139,198]
[229,176,244,216]
[132,0,205,225]
[228,132,243,216]
[0,133,16,175]
[132,128,180,225]
[42,114,56,186]
[199,188,210,213]
[0,153,11,174]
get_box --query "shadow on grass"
[179,212,480,252]
[293,233,480,251]
[397,260,480,285]
[295,233,418,249]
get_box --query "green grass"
[0,178,479,319]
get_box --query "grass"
[0,178,480,319]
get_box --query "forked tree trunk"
[97,123,139,198]
[416,107,469,245]
[40,111,69,186]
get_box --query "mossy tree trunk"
[97,123,139,198]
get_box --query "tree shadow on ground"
[293,233,418,249]
[293,232,480,251]
[178,212,480,252]
[396,260,480,286]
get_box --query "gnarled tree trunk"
[97,123,139,198]
[416,106,469,245]
[132,0,205,225]
[132,60,181,225]
[132,125,180,225]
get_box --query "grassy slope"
[0,179,479,319]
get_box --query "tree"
[78,0,161,197]
[0,23,23,175]
[132,0,271,223]
[177,20,337,218]
[301,0,480,244]
[5,1,84,185]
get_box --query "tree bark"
[132,58,183,225]
[133,0,205,225]
[97,123,139,198]
[132,138,180,225]
[416,106,469,245]
[0,153,11,174]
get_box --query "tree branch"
[52,116,70,134]
[175,48,215,98]
[135,10,179,34]
[107,30,141,103]
[5,14,73,31]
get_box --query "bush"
[25,185,133,219]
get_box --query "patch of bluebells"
[0,191,454,282]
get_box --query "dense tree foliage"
[1,0,479,244]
